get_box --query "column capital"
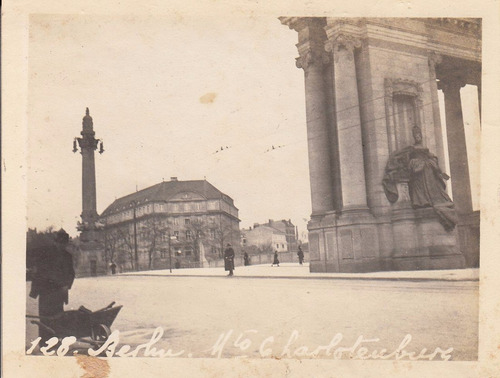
[296,47,330,70]
[428,51,443,69]
[437,76,466,94]
[280,17,329,71]
[325,33,362,62]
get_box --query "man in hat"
[29,229,75,340]
[224,243,235,276]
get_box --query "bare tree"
[139,216,169,269]
[186,219,208,262]
[103,227,121,267]
[116,226,136,271]
[210,220,240,259]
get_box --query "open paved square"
[26,265,478,360]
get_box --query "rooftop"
[101,179,235,216]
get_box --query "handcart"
[27,302,122,346]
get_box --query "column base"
[457,211,480,268]
[306,207,467,273]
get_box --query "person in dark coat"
[297,246,304,265]
[271,251,280,267]
[243,251,250,266]
[29,229,75,341]
[224,243,235,276]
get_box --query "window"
[185,218,190,225]
[186,230,191,240]
[210,229,216,239]
[174,231,179,240]
[276,244,279,249]
[282,244,284,248]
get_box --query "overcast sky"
[27,14,480,237]
[27,14,311,237]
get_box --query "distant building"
[263,219,299,252]
[99,178,240,271]
[241,218,299,253]
[241,225,287,253]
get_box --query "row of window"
[137,229,221,242]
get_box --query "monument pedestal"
[308,210,381,273]
[391,208,465,271]
[307,199,465,273]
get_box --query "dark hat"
[227,243,231,247]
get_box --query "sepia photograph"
[3,1,500,377]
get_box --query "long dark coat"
[224,247,235,271]
[273,252,280,265]
[29,245,75,309]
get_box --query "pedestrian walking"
[243,251,250,266]
[110,261,117,274]
[297,246,304,265]
[271,250,280,267]
[224,243,235,276]
[29,229,75,341]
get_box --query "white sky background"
[27,14,310,237]
[27,14,482,237]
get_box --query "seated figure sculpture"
[383,126,458,231]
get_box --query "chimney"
[170,177,178,181]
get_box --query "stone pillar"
[282,17,334,216]
[477,82,481,122]
[325,28,368,211]
[78,109,99,223]
[428,53,447,168]
[438,78,473,215]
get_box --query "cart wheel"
[91,324,111,342]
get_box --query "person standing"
[243,251,250,266]
[271,250,280,267]
[224,243,235,276]
[29,229,75,341]
[297,246,304,265]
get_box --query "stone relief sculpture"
[383,126,458,231]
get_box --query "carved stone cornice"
[279,17,326,33]
[385,78,423,98]
[428,18,481,37]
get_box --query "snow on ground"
[26,266,478,360]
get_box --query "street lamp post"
[168,230,172,273]
[131,201,138,271]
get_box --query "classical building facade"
[100,178,240,271]
[280,18,480,272]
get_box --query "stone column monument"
[73,108,107,276]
